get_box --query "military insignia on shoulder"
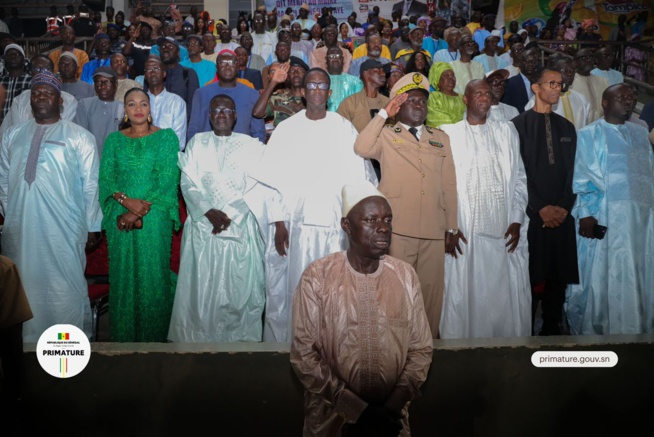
[394,127,402,133]
[425,126,433,133]
[429,140,444,148]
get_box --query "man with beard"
[450,34,485,95]
[144,56,187,150]
[252,56,307,129]
[293,3,316,30]
[485,68,519,121]
[354,73,458,338]
[570,48,609,122]
[74,67,124,157]
[501,46,540,113]
[325,46,363,111]
[353,26,393,61]
[81,33,112,84]
[181,34,216,87]
[251,11,276,63]
[252,68,376,342]
[525,56,590,131]
[111,53,142,103]
[59,52,95,101]
[290,182,432,437]
[566,84,654,335]
[49,26,90,79]
[395,27,432,68]
[151,36,199,120]
[309,24,352,73]
[348,33,390,78]
[440,79,530,339]
[512,67,579,335]
[0,71,101,342]
[187,50,264,142]
[338,59,390,133]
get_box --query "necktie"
[409,127,419,141]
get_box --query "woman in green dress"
[99,87,181,342]
[426,61,466,129]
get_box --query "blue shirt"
[80,58,111,84]
[187,82,266,143]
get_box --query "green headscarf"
[428,61,454,91]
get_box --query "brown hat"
[389,72,430,99]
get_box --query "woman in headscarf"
[426,61,465,128]
[338,21,354,52]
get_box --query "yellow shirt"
[352,43,392,60]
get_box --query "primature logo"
[37,325,91,378]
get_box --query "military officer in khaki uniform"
[354,72,459,338]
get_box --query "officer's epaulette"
[424,126,442,134]
[393,127,402,132]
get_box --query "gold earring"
[123,114,128,122]
[147,114,152,123]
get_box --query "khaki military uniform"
[354,113,458,337]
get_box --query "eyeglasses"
[144,67,162,73]
[327,54,343,59]
[305,82,330,90]
[210,107,235,115]
[33,66,53,73]
[217,60,237,66]
[488,79,506,86]
[539,80,564,89]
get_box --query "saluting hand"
[383,93,408,118]
[271,62,289,85]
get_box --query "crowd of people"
[0,3,653,433]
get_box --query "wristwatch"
[447,228,459,235]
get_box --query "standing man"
[525,57,590,131]
[338,59,390,133]
[566,84,654,335]
[253,67,376,342]
[512,67,579,336]
[155,36,199,121]
[251,11,276,64]
[433,27,461,63]
[591,46,624,86]
[440,79,530,339]
[485,68,519,121]
[0,44,30,120]
[80,33,112,84]
[395,27,431,68]
[59,52,96,101]
[291,182,433,436]
[290,22,313,62]
[354,73,458,338]
[188,50,265,143]
[0,71,102,342]
[111,53,142,103]
[348,33,390,78]
[235,46,263,90]
[570,48,609,122]
[450,34,486,95]
[502,46,540,114]
[473,31,507,73]
[309,24,352,73]
[74,67,124,157]
[201,32,218,64]
[144,57,187,151]
[293,4,316,30]
[181,34,216,87]
[169,94,266,342]
[49,26,90,79]
[216,23,240,52]
[239,32,267,72]
[325,47,363,111]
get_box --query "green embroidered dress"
[99,128,180,342]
